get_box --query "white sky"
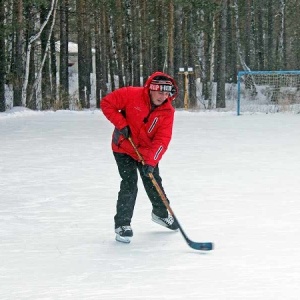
[1,108,300,299]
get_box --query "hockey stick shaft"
[128,138,173,213]
[128,137,213,251]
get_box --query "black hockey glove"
[142,164,154,177]
[120,126,130,139]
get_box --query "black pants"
[113,152,169,228]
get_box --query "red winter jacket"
[100,71,178,167]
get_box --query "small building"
[54,41,96,74]
[55,41,97,106]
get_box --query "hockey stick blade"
[187,239,213,251]
[175,217,214,251]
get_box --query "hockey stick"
[128,137,213,251]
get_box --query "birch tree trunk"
[25,4,37,110]
[22,0,58,107]
[40,3,52,110]
[0,0,5,112]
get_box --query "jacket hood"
[144,71,178,101]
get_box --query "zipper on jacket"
[143,110,153,123]
[143,100,165,123]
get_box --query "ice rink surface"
[1,108,300,299]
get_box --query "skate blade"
[115,234,131,243]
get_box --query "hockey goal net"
[237,70,300,115]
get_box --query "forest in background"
[0,0,300,112]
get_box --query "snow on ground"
[1,108,300,299]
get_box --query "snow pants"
[113,152,169,228]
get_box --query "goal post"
[237,70,300,115]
